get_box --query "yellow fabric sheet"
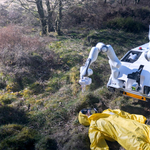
[78,109,150,150]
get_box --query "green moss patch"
[0,124,37,150]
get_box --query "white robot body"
[116,42,150,101]
[79,26,150,102]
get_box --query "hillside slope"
[0,25,150,150]
[0,0,150,149]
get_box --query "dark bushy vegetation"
[104,7,150,32]
[35,136,58,150]
[63,2,150,33]
[106,17,146,33]
[0,124,37,150]
[0,106,28,125]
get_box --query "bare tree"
[55,0,62,35]
[45,0,55,32]
[15,0,61,35]
[36,0,47,35]
[117,0,126,5]
[117,0,140,5]
[134,0,140,4]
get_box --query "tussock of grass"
[35,136,58,150]
[0,93,17,105]
[0,124,37,150]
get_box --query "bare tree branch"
[26,0,36,3]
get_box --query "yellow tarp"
[78,109,150,150]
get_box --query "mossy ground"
[0,27,150,150]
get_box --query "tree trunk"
[55,0,62,35]
[36,0,47,35]
[45,0,54,32]
[134,0,140,4]
[103,0,106,3]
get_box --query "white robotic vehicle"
[79,26,150,102]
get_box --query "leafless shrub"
[0,4,9,26]
[0,4,39,27]
[0,25,43,58]
[0,25,60,89]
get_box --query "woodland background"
[0,0,150,149]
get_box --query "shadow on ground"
[0,106,28,125]
[121,101,150,117]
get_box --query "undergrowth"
[0,1,150,149]
[0,25,61,92]
[0,24,149,149]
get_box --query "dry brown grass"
[0,25,61,91]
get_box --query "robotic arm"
[79,42,121,92]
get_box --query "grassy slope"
[0,27,150,150]
[1,0,150,149]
